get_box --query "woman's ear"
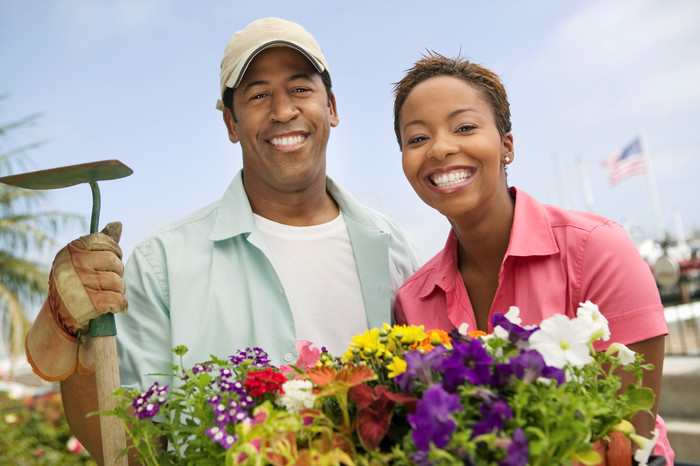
[502,133,514,164]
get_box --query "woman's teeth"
[430,169,474,187]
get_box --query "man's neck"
[245,178,339,226]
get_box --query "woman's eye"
[407,136,427,144]
[457,125,476,133]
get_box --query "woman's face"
[398,75,514,222]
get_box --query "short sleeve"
[116,243,174,391]
[577,221,667,350]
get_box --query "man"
[25,17,421,462]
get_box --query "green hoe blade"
[0,159,132,190]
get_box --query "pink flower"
[67,436,84,454]
[279,340,321,377]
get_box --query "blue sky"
[1,0,699,264]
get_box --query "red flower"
[244,368,287,397]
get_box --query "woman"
[392,52,673,462]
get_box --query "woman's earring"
[504,156,511,163]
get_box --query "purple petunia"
[471,399,512,437]
[498,427,529,466]
[408,383,463,451]
[395,346,447,392]
[132,382,169,420]
[441,339,494,392]
[491,312,536,346]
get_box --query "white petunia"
[504,306,522,325]
[576,300,610,342]
[605,342,636,366]
[458,323,469,336]
[631,428,659,466]
[528,314,591,369]
[276,379,316,414]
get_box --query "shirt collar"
[507,187,559,257]
[417,187,559,298]
[208,170,254,241]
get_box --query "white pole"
[576,156,596,213]
[639,132,665,241]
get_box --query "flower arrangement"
[106,302,660,465]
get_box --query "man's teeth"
[270,135,305,147]
[430,170,474,187]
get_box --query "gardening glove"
[25,222,128,381]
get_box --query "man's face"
[224,47,339,199]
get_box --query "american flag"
[603,137,646,185]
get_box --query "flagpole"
[576,156,596,213]
[639,132,665,241]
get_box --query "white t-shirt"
[253,213,368,355]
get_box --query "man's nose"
[269,93,300,122]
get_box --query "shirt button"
[284,353,294,362]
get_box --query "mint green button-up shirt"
[116,171,421,391]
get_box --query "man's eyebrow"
[241,73,315,93]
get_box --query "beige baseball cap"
[216,17,329,111]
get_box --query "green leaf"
[570,448,603,465]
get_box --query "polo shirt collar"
[416,186,559,298]
[507,187,559,257]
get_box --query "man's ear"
[328,91,339,128]
[223,107,239,143]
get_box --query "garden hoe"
[0,159,132,465]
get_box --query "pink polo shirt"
[395,187,673,462]
[395,187,668,348]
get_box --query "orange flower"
[410,329,452,352]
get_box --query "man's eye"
[291,87,309,93]
[457,125,476,133]
[251,93,267,100]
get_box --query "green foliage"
[0,95,85,362]
[0,389,96,465]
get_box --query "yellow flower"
[387,356,407,378]
[343,328,384,362]
[390,324,427,347]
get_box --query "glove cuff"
[25,301,79,382]
[50,244,97,332]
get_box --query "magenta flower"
[441,338,493,392]
[408,383,463,451]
